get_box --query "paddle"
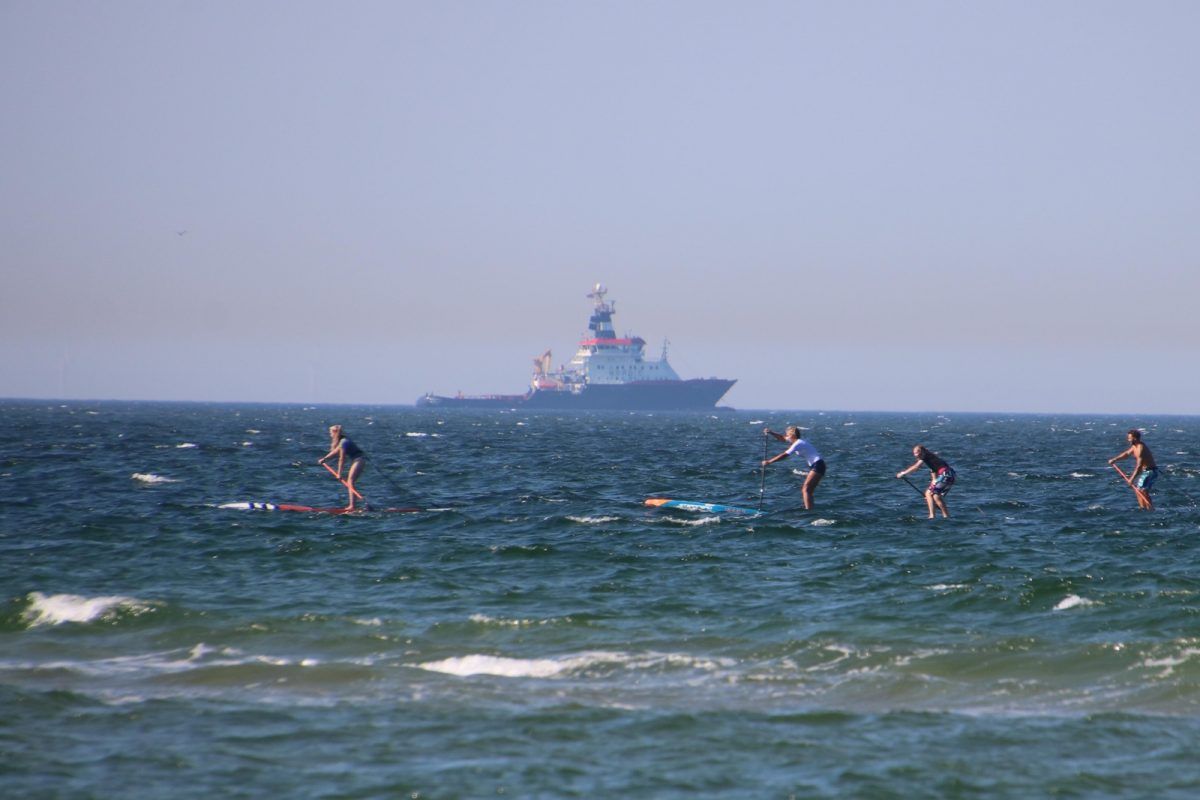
[323,461,365,500]
[900,476,925,496]
[1111,463,1153,510]
[757,433,768,513]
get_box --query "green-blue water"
[3,401,1200,798]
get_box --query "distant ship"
[416,284,736,410]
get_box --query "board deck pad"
[644,498,762,516]
[219,502,423,514]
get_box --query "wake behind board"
[644,498,762,516]
[220,502,423,514]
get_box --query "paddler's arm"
[763,427,787,442]
[896,460,922,479]
[318,441,342,467]
[1107,446,1133,466]
[762,450,790,467]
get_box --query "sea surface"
[3,400,1200,798]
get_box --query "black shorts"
[809,459,826,476]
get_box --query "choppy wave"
[20,592,159,627]
[131,472,178,484]
[1054,595,1097,611]
[414,650,734,679]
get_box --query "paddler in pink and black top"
[319,424,366,511]
[897,445,955,519]
[762,426,827,510]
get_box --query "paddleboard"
[644,498,762,516]
[219,502,423,514]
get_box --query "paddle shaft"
[758,434,768,512]
[323,461,364,500]
[1111,463,1153,508]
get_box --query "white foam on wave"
[470,614,564,628]
[810,518,836,527]
[1141,646,1200,676]
[926,583,971,592]
[414,650,734,679]
[405,432,430,437]
[13,642,330,679]
[1054,595,1096,611]
[22,592,157,627]
[1069,472,1091,479]
[131,473,178,484]
[567,515,620,524]
[416,654,577,678]
[176,442,198,449]
[662,515,721,527]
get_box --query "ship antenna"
[661,339,670,362]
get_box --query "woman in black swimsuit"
[319,424,366,510]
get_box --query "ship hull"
[416,379,735,411]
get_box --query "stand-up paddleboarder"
[897,445,955,519]
[762,426,826,510]
[319,424,366,511]
[1108,429,1157,510]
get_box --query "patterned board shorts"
[930,467,956,496]
[1135,467,1159,492]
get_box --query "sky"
[2,1,1197,413]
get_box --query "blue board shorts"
[1135,467,1159,492]
[930,467,956,496]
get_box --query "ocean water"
[3,400,1200,799]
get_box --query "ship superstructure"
[417,284,735,410]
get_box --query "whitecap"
[414,650,731,679]
[176,443,198,449]
[1069,472,1091,479]
[416,654,572,678]
[1143,647,1200,667]
[131,473,178,484]
[662,515,721,527]
[405,432,429,437]
[22,592,157,627]
[1053,595,1096,611]
[810,518,836,527]
[469,614,563,628]
[567,515,620,524]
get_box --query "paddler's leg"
[933,493,950,518]
[801,460,826,510]
[345,458,365,510]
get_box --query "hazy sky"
[3,1,1197,413]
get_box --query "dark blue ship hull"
[416,378,735,411]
